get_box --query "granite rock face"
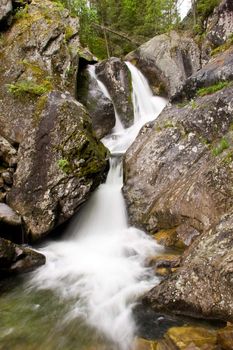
[8,91,109,241]
[123,86,233,237]
[0,0,12,26]
[125,31,201,98]
[0,0,80,144]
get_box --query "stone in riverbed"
[0,237,45,276]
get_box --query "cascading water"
[0,63,167,350]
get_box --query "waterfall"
[30,63,167,349]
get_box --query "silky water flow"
[0,63,167,350]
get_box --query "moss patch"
[7,80,52,96]
[197,81,230,96]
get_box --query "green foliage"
[211,35,233,56]
[7,80,52,96]
[57,158,70,173]
[196,0,220,21]
[197,81,230,96]
[14,4,29,20]
[212,138,229,156]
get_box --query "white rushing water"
[31,63,167,349]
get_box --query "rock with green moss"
[76,65,115,139]
[7,91,109,241]
[172,46,233,101]
[0,237,45,277]
[125,31,201,98]
[0,0,81,144]
[95,57,134,128]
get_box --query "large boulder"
[125,31,201,98]
[0,237,45,276]
[76,65,115,139]
[95,57,134,128]
[0,0,80,144]
[8,91,109,241]
[123,85,233,238]
[206,0,233,47]
[143,212,233,322]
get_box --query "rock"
[0,203,21,226]
[0,0,80,144]
[0,237,45,276]
[123,85,233,239]
[173,46,233,101]
[206,0,233,48]
[76,65,115,139]
[217,325,233,349]
[161,326,217,350]
[143,212,233,322]
[154,226,200,250]
[0,136,17,167]
[134,338,157,350]
[148,254,180,269]
[0,0,12,27]
[7,91,109,241]
[95,57,134,128]
[125,31,201,98]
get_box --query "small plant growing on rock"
[197,81,230,96]
[7,80,52,96]
[58,159,70,173]
[212,138,230,156]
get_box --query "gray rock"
[0,237,45,276]
[172,46,233,101]
[0,0,80,144]
[123,86,233,238]
[95,57,134,128]
[143,212,233,322]
[7,91,109,241]
[76,66,115,139]
[125,30,201,98]
[206,0,233,47]
[0,0,12,26]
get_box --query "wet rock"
[143,213,233,322]
[217,325,233,349]
[134,338,157,350]
[123,86,233,238]
[95,57,134,128]
[125,31,201,98]
[0,237,45,276]
[173,46,233,101]
[0,0,12,27]
[76,66,115,139]
[154,226,200,249]
[8,91,109,241]
[206,0,233,48]
[0,0,80,144]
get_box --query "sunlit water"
[0,63,167,350]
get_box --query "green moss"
[14,4,29,20]
[57,159,71,173]
[7,80,52,96]
[190,99,197,109]
[212,137,229,156]
[65,26,75,41]
[197,81,230,97]
[163,121,174,128]
[222,151,233,164]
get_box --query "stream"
[0,63,167,350]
